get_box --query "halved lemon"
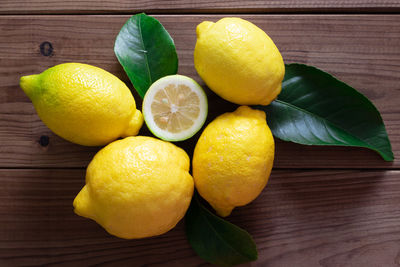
[142,75,208,141]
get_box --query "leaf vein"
[275,99,372,148]
[137,15,152,88]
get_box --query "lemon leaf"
[114,13,178,98]
[185,193,258,266]
[256,63,394,161]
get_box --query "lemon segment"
[143,75,208,141]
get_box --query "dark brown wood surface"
[1,4,400,267]
[1,0,400,14]
[1,169,400,266]
[1,15,399,169]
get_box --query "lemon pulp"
[143,75,208,141]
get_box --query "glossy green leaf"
[256,63,394,161]
[114,13,178,98]
[185,194,257,267]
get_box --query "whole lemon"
[73,136,194,239]
[194,18,285,105]
[193,106,274,217]
[19,63,143,146]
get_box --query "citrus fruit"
[73,136,194,239]
[194,17,285,106]
[19,63,143,146]
[192,106,274,217]
[142,74,208,141]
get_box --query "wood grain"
[1,0,400,14]
[1,15,399,168]
[1,169,400,266]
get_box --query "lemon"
[194,17,285,106]
[19,63,143,146]
[192,106,274,217]
[142,75,208,141]
[73,136,194,239]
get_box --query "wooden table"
[1,1,400,266]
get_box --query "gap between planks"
[1,0,400,15]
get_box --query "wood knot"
[39,135,50,147]
[39,41,53,57]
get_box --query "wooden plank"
[1,15,399,168]
[1,169,400,266]
[1,0,400,14]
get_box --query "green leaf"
[114,13,178,98]
[256,63,394,161]
[185,194,258,267]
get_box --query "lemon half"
[143,75,208,141]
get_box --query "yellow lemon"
[194,17,285,105]
[20,63,143,146]
[193,106,274,217]
[73,136,194,239]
